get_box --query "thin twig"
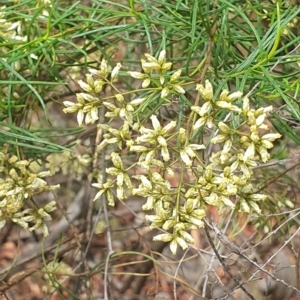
[72,191,104,274]
[47,187,86,248]
[173,248,190,300]
[211,220,300,296]
[204,220,255,300]
[0,240,77,292]
[252,155,300,169]
[198,251,214,300]
[244,226,300,295]
[259,207,300,218]
[255,161,300,193]
[252,210,300,250]
[55,193,82,249]
[197,211,235,299]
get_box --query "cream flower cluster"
[0,153,59,236]
[63,51,281,254]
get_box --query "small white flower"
[111,63,122,79]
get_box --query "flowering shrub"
[63,50,281,254]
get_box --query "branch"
[0,241,77,292]
[204,220,255,300]
[210,220,300,296]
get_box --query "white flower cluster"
[0,153,59,236]
[63,51,281,254]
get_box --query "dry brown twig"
[194,210,235,300]
[209,219,300,297]
[204,219,256,300]
[255,161,300,193]
[0,239,78,293]
[173,247,190,300]
[46,186,87,248]
[253,209,300,250]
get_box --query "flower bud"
[111,63,122,79]
[153,233,173,242]
[127,71,147,79]
[170,69,182,82]
[218,121,231,134]
[158,50,166,64]
[111,152,123,169]
[196,80,213,101]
